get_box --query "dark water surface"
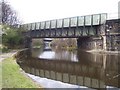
[16,47,120,89]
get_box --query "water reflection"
[32,47,78,62]
[39,51,55,59]
[16,48,120,89]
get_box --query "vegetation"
[51,38,77,50]
[1,1,24,51]
[2,26,24,49]
[2,0,20,25]
[1,57,41,88]
[0,46,10,53]
[32,39,43,48]
[0,1,42,89]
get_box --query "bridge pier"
[24,36,32,48]
[43,38,52,50]
[77,36,103,50]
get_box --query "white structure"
[119,1,120,19]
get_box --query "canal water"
[16,47,120,89]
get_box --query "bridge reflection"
[16,49,120,89]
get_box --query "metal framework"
[21,13,107,38]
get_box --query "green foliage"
[2,26,23,49]
[1,46,10,53]
[51,38,77,50]
[32,39,43,47]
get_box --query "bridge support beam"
[24,36,32,48]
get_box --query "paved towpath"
[0,50,17,62]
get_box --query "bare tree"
[1,0,20,25]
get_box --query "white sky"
[8,0,120,23]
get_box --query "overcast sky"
[8,0,120,23]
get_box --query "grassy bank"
[2,56,41,88]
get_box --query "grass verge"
[2,57,41,88]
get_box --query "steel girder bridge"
[20,13,107,38]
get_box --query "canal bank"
[0,50,42,89]
[86,49,120,54]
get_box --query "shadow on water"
[16,48,120,89]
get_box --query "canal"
[16,47,120,89]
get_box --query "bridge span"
[21,13,107,38]
[21,13,120,51]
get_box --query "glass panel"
[101,13,107,24]
[93,14,100,25]
[85,15,92,25]
[51,20,56,28]
[41,22,45,29]
[27,24,31,30]
[57,19,63,28]
[78,16,84,26]
[32,23,35,30]
[46,21,50,29]
[71,17,77,27]
[63,18,69,27]
[36,22,40,29]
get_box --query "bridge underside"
[24,25,103,50]
[26,26,100,38]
